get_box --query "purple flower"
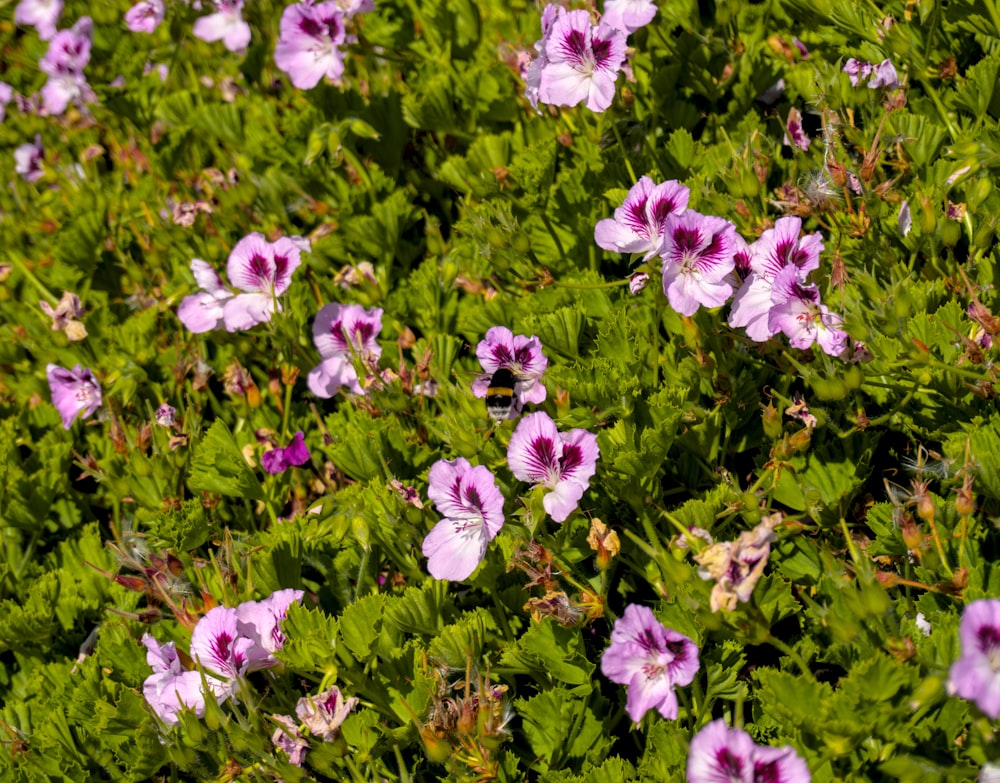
[46,363,101,429]
[155,402,176,427]
[274,2,348,89]
[422,458,505,581]
[842,57,872,87]
[687,719,811,783]
[235,588,304,665]
[507,411,599,523]
[142,634,212,725]
[594,176,690,259]
[767,266,847,356]
[868,58,899,89]
[38,17,94,116]
[523,4,563,110]
[784,106,810,151]
[261,431,311,474]
[296,686,359,741]
[659,211,737,316]
[601,0,657,34]
[0,83,15,123]
[599,604,700,722]
[14,136,44,183]
[125,0,165,33]
[307,303,383,397]
[189,606,254,696]
[14,0,63,40]
[629,272,649,295]
[538,9,627,113]
[193,0,251,52]
[272,715,309,766]
[177,258,232,332]
[471,326,548,417]
[949,599,1000,719]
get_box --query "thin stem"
[610,122,637,182]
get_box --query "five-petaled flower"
[949,598,1000,719]
[687,719,811,783]
[594,176,690,260]
[471,326,548,418]
[193,0,252,52]
[506,411,599,523]
[47,363,101,429]
[308,303,383,397]
[599,604,700,722]
[141,634,211,726]
[658,211,737,316]
[275,2,348,89]
[422,458,505,581]
[767,266,847,357]
[261,431,311,474]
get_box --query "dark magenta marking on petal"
[298,15,324,37]
[559,443,583,477]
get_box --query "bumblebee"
[484,368,517,421]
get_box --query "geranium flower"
[176,258,232,333]
[659,211,737,316]
[868,58,899,89]
[261,432,311,474]
[272,715,309,766]
[38,17,95,115]
[141,634,212,725]
[538,9,627,113]
[693,514,779,613]
[599,604,700,721]
[949,599,1000,719]
[189,606,254,696]
[422,458,505,581]
[46,363,101,429]
[687,719,811,783]
[471,326,548,417]
[234,588,304,666]
[193,0,251,52]
[506,411,599,523]
[594,176,690,259]
[14,0,63,40]
[274,2,347,89]
[784,106,810,151]
[767,266,847,356]
[14,136,44,183]
[125,0,165,33]
[601,0,657,34]
[523,3,563,110]
[296,686,359,741]
[307,303,383,397]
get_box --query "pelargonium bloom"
[14,0,63,40]
[234,588,304,666]
[767,266,847,356]
[659,211,737,316]
[38,16,95,115]
[594,176,690,259]
[687,719,811,783]
[47,363,101,429]
[949,599,1000,719]
[296,685,359,741]
[507,411,599,523]
[692,514,779,613]
[599,604,700,722]
[422,458,505,581]
[261,431,311,474]
[125,0,166,33]
[523,3,563,110]
[601,0,657,35]
[176,258,232,333]
[193,0,251,52]
[142,634,212,725]
[274,2,347,89]
[272,715,309,766]
[307,303,383,397]
[538,9,627,113]
[471,326,548,417]
[868,58,899,89]
[14,136,44,183]
[842,57,872,87]
[188,606,254,697]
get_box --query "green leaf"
[666,127,695,169]
[339,594,387,662]
[515,688,612,771]
[188,420,264,500]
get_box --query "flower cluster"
[177,233,303,333]
[600,604,700,722]
[843,57,900,89]
[46,363,101,429]
[308,303,383,397]
[472,326,548,419]
[142,590,303,726]
[275,0,373,89]
[687,719,811,783]
[598,178,847,356]
[39,16,95,115]
[272,686,360,766]
[949,599,1000,719]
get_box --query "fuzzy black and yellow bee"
[484,367,518,421]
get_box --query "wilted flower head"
[687,719,811,783]
[507,411,599,523]
[125,0,165,33]
[602,0,657,35]
[784,106,810,151]
[15,136,44,183]
[423,458,505,581]
[155,402,176,427]
[693,514,780,612]
[471,326,548,416]
[40,291,86,340]
[275,2,348,89]
[594,176,690,259]
[536,8,627,113]
[308,303,384,397]
[599,604,700,721]
[296,686,359,741]
[272,715,309,766]
[949,599,1000,719]
[193,0,251,52]
[261,431,311,474]
[47,363,101,429]
[659,211,737,316]
[15,0,63,40]
[844,56,899,89]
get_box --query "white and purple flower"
[949,599,1000,719]
[844,57,899,90]
[141,634,213,726]
[687,719,811,783]
[767,266,847,357]
[307,303,383,397]
[193,0,252,52]
[234,588,305,666]
[46,363,101,429]
[125,0,166,33]
[602,0,657,35]
[14,136,44,183]
[536,8,627,113]
[38,16,96,115]
[471,326,548,417]
[422,458,505,581]
[658,211,737,316]
[274,2,348,89]
[296,685,359,741]
[594,176,690,260]
[261,432,311,474]
[506,411,599,523]
[599,604,700,722]
[14,0,63,40]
